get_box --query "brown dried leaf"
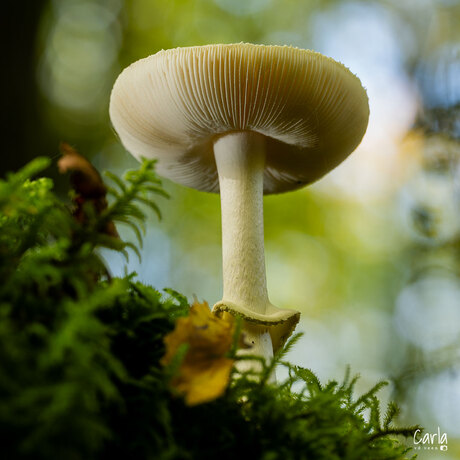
[58,142,118,237]
[58,142,106,199]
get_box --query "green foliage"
[0,157,417,459]
[190,335,419,460]
[102,159,169,261]
[0,157,186,459]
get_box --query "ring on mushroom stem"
[109,43,369,380]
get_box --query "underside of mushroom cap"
[212,300,300,353]
[110,43,369,194]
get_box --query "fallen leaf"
[58,143,106,198]
[58,142,118,237]
[161,301,235,406]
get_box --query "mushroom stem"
[213,131,274,367]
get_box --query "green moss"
[0,157,418,459]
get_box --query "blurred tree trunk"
[2,1,50,177]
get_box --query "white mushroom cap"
[110,44,370,361]
[109,43,369,194]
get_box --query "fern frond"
[384,401,400,429]
[104,171,127,193]
[351,380,388,411]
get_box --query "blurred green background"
[4,0,460,457]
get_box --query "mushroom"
[109,43,369,372]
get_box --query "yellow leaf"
[161,301,235,406]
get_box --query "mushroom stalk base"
[212,131,300,372]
